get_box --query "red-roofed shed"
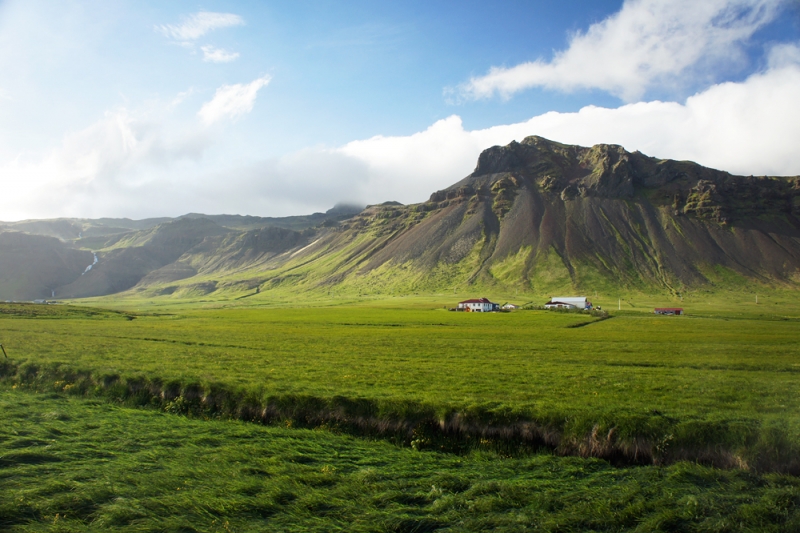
[654,308,684,315]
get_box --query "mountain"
[2,137,799,301]
[0,232,94,300]
[0,205,363,300]
[0,204,364,243]
[230,136,798,297]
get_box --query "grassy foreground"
[2,387,799,532]
[0,299,798,470]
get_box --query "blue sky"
[1,0,799,220]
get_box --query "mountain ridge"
[2,137,799,301]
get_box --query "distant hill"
[0,232,93,300]
[0,205,363,300]
[0,204,364,243]
[2,137,800,301]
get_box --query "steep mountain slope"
[335,136,800,293]
[4,137,799,300]
[147,136,798,298]
[0,232,93,300]
[54,218,233,298]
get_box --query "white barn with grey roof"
[544,297,591,310]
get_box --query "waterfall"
[82,252,99,275]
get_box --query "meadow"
[1,295,799,471]
[2,387,799,532]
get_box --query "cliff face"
[463,136,800,222]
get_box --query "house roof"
[655,308,684,311]
[459,298,495,304]
[545,301,577,306]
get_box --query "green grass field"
[2,388,799,532]
[1,295,799,530]
[1,298,799,466]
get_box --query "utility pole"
[756,294,758,304]
[618,298,621,311]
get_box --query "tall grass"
[2,387,799,532]
[1,357,798,472]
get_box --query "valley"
[2,138,799,531]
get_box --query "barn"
[654,308,684,315]
[544,297,592,310]
[457,298,499,312]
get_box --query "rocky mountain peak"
[466,137,800,221]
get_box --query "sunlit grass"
[1,387,798,532]
[1,298,799,469]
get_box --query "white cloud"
[201,45,240,63]
[197,76,271,125]
[0,105,208,220]
[3,53,800,221]
[157,12,244,41]
[456,0,783,102]
[213,56,800,213]
[768,42,800,68]
[331,52,800,208]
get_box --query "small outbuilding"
[544,296,592,310]
[501,303,519,310]
[654,308,684,315]
[457,298,499,312]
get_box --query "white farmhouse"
[544,297,592,310]
[457,298,499,312]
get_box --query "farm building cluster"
[453,297,684,315]
[454,296,594,312]
[544,297,592,310]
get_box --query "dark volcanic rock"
[464,136,799,223]
[347,136,800,291]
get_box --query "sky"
[1,0,799,221]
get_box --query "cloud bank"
[456,0,783,101]
[2,50,799,220]
[340,57,800,206]
[1,108,208,220]
[0,0,800,220]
